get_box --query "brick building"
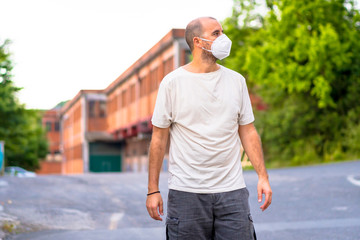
[105,29,189,173]
[38,109,62,174]
[39,28,258,174]
[60,90,122,174]
[40,29,190,174]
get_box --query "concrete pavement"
[1,160,359,240]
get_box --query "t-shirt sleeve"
[151,80,173,128]
[238,77,255,125]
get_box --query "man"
[146,17,272,239]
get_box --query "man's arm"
[238,123,272,211]
[146,126,169,221]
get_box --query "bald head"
[185,17,218,51]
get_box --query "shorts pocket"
[166,217,179,240]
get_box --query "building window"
[150,67,158,92]
[45,121,52,131]
[54,121,60,131]
[109,96,117,114]
[88,101,96,118]
[163,57,173,77]
[121,90,127,108]
[114,96,118,113]
[130,84,136,103]
[139,77,146,97]
[116,94,121,110]
[74,105,81,121]
[141,121,148,129]
[99,101,106,117]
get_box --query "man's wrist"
[147,191,161,196]
[148,185,159,193]
[258,173,269,180]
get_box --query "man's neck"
[183,58,220,73]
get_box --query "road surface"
[1,160,359,240]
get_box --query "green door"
[90,155,121,172]
[89,142,122,172]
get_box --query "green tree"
[222,0,265,86]
[0,39,48,171]
[224,0,360,166]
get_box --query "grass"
[1,221,15,233]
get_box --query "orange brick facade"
[39,29,189,174]
[60,90,114,174]
[38,109,62,174]
[105,29,189,173]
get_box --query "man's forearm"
[239,123,272,210]
[239,124,268,179]
[148,142,165,192]
[148,127,169,192]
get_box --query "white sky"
[0,0,234,109]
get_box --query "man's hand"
[146,193,164,221]
[257,177,272,211]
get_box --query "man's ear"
[193,37,201,49]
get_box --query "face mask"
[200,34,232,60]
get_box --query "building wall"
[36,161,62,175]
[123,139,149,172]
[107,49,175,134]
[106,29,190,172]
[60,90,114,174]
[45,29,189,174]
[87,96,108,132]
[62,96,84,174]
[39,109,62,174]
[42,110,61,154]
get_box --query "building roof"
[60,89,104,115]
[105,29,185,95]
[59,28,185,115]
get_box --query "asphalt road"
[1,160,359,240]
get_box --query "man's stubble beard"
[201,50,217,64]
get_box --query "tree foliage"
[0,39,48,171]
[223,0,360,166]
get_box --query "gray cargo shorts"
[166,188,256,240]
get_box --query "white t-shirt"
[151,65,255,193]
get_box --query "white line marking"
[0,180,8,187]
[111,197,122,204]
[109,212,124,230]
[255,218,360,232]
[332,206,348,211]
[347,175,360,187]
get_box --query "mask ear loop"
[199,37,213,52]
[199,38,213,42]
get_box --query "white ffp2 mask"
[200,34,232,60]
